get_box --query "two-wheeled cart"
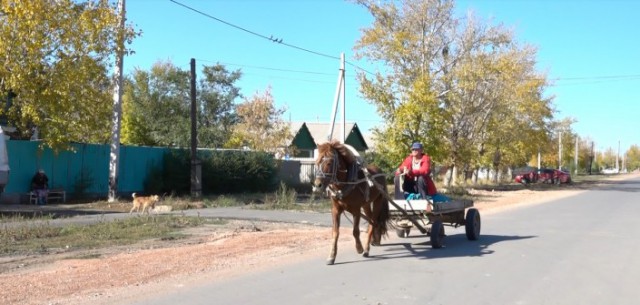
[388,198,480,248]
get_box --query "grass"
[0,214,226,256]
[0,183,328,257]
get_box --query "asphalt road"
[116,175,640,305]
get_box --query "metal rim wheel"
[465,208,481,240]
[430,220,445,249]
[395,227,411,238]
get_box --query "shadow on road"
[331,234,536,265]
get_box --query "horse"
[312,140,392,265]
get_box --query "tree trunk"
[472,167,479,185]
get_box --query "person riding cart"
[394,142,437,199]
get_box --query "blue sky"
[124,0,639,154]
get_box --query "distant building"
[287,122,369,159]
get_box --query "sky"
[123,0,639,155]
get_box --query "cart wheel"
[430,220,445,249]
[465,208,481,240]
[395,228,411,238]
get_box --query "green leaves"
[354,0,560,185]
[122,61,241,148]
[0,0,139,150]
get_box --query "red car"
[550,169,572,184]
[514,167,538,184]
[514,167,571,185]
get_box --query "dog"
[130,193,160,214]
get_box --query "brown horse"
[312,141,391,265]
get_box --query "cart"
[388,197,480,248]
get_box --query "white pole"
[327,54,344,141]
[340,53,346,143]
[616,140,620,172]
[574,138,578,175]
[558,132,562,170]
[108,0,125,202]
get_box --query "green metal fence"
[3,141,167,204]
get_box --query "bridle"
[315,149,341,185]
[315,148,372,201]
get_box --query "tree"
[0,0,139,149]
[599,147,618,170]
[226,86,290,152]
[353,0,555,186]
[196,64,242,148]
[538,117,577,170]
[353,0,458,170]
[122,61,241,148]
[625,145,640,172]
[478,45,554,182]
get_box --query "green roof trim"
[345,123,368,151]
[290,123,316,150]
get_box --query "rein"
[316,148,381,200]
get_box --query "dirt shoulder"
[0,174,635,305]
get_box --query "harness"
[315,148,377,202]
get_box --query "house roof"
[288,122,369,151]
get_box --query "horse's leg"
[361,202,374,257]
[327,200,342,265]
[350,206,364,255]
[370,195,383,246]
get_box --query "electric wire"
[169,1,639,87]
[169,0,376,76]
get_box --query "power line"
[554,74,640,81]
[196,59,334,76]
[194,55,640,87]
[169,0,639,87]
[168,0,376,76]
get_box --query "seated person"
[31,169,49,205]
[394,142,449,204]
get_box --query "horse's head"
[312,141,356,195]
[312,145,338,194]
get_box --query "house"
[287,122,369,159]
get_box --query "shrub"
[146,149,279,195]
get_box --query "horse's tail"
[366,165,395,238]
[376,195,391,237]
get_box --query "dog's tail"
[132,192,137,199]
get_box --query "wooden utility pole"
[190,58,201,198]
[108,0,125,202]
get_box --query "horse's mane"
[318,140,357,165]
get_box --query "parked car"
[513,166,538,185]
[551,169,572,184]
[513,167,571,185]
[538,168,556,184]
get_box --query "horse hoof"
[326,258,335,265]
[363,252,369,258]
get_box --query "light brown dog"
[130,193,160,214]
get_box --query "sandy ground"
[0,176,632,305]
